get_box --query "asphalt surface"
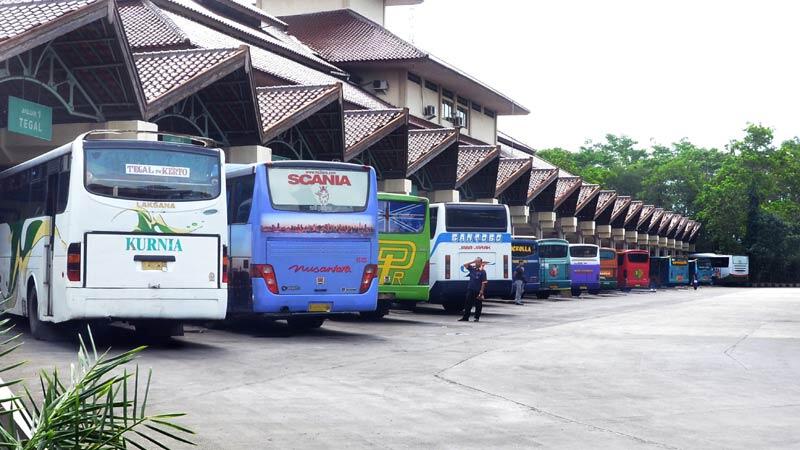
[7,287,800,449]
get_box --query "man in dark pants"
[459,258,487,322]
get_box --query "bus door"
[44,165,59,316]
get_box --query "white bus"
[428,202,512,312]
[690,253,750,285]
[0,131,228,339]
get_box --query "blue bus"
[650,256,690,288]
[511,237,540,297]
[226,161,379,328]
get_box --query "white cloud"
[386,0,800,151]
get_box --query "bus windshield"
[600,249,616,260]
[268,166,369,213]
[570,245,598,258]
[378,199,426,234]
[445,205,507,232]
[539,244,567,258]
[628,253,649,263]
[85,146,220,201]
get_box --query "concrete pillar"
[611,227,625,249]
[638,233,649,247]
[667,238,676,249]
[103,120,159,140]
[534,211,556,238]
[625,230,638,250]
[689,244,696,252]
[475,198,499,204]
[429,190,460,203]
[596,225,612,240]
[226,145,271,164]
[509,206,529,228]
[378,178,412,195]
[559,217,577,236]
[578,220,595,244]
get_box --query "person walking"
[459,258,487,322]
[513,262,526,305]
[692,275,700,290]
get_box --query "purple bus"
[569,244,601,296]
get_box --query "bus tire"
[588,289,601,295]
[288,317,325,329]
[359,300,391,319]
[442,301,464,314]
[27,287,60,341]
[535,292,549,300]
[571,288,582,297]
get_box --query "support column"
[429,190,460,203]
[658,236,668,256]
[637,233,649,250]
[578,220,595,244]
[475,198,499,204]
[509,206,530,230]
[226,145,271,164]
[534,212,556,238]
[689,243,696,252]
[103,120,159,140]
[378,178,412,195]
[612,227,625,249]
[625,230,638,250]
[558,217,577,240]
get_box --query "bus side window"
[429,206,438,239]
[231,175,255,224]
[27,166,46,219]
[56,171,70,214]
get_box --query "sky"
[385,0,800,151]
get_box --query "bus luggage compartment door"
[266,239,371,295]
[84,233,220,289]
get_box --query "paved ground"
[7,287,800,449]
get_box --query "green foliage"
[536,124,800,282]
[0,323,194,449]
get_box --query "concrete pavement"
[7,287,800,449]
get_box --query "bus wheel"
[571,288,582,297]
[442,301,464,314]
[535,292,549,300]
[288,317,325,329]
[27,288,61,341]
[588,289,601,295]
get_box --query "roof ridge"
[256,83,339,92]
[344,108,405,115]
[133,46,241,57]
[410,127,457,134]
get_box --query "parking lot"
[7,287,800,449]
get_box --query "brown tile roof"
[0,0,110,61]
[638,205,655,229]
[595,190,618,218]
[675,216,690,240]
[649,208,664,233]
[0,0,96,42]
[457,145,499,185]
[134,47,245,108]
[157,9,386,109]
[280,9,426,63]
[407,128,458,175]
[625,200,643,226]
[658,212,674,235]
[667,214,682,236]
[527,168,558,202]
[153,0,339,73]
[496,158,532,195]
[575,183,600,214]
[610,196,632,222]
[344,108,406,157]
[211,0,287,30]
[554,176,582,208]
[119,0,188,49]
[256,84,341,140]
[688,222,702,242]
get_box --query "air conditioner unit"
[448,115,463,127]
[423,105,436,119]
[372,80,389,92]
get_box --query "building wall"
[257,0,385,24]
[469,107,497,144]
[354,67,403,107]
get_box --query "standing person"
[513,262,526,305]
[692,275,700,290]
[459,258,487,322]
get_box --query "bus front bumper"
[379,284,429,303]
[429,280,512,302]
[250,282,378,315]
[58,288,227,323]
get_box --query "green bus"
[368,193,430,318]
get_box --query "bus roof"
[537,238,568,245]
[378,192,429,203]
[569,243,598,248]
[430,202,508,209]
[619,249,648,254]
[690,253,731,258]
[226,160,373,178]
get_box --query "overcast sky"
[385,0,800,151]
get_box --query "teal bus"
[536,238,571,299]
[373,193,430,317]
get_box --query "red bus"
[617,250,650,290]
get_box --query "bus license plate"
[308,303,331,313]
[580,285,587,289]
[142,261,166,271]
